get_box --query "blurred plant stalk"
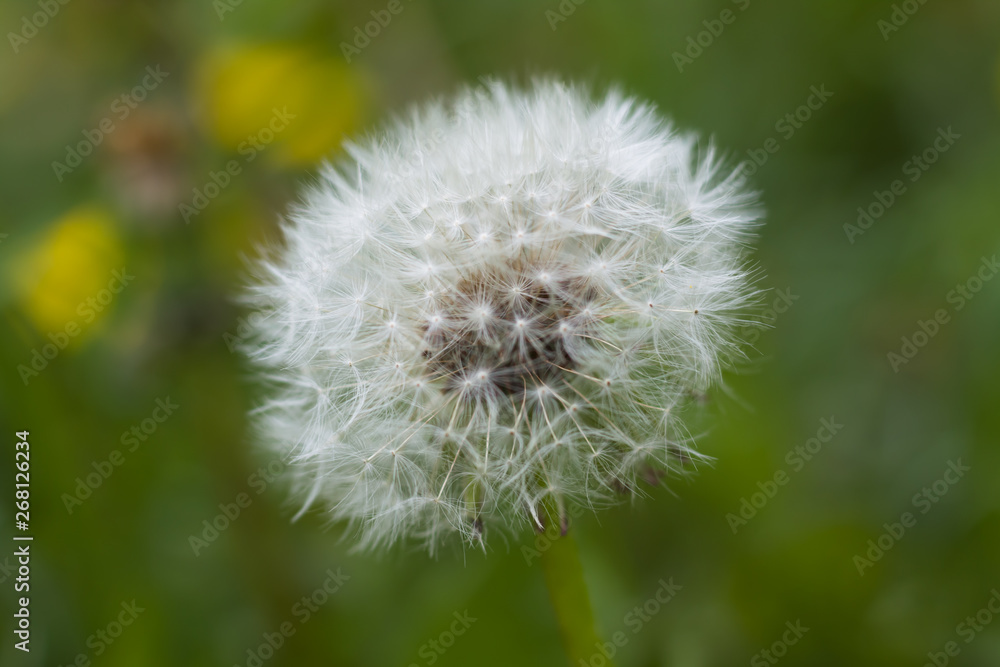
[538,502,617,667]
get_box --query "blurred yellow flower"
[15,206,125,336]
[196,44,368,165]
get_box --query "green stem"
[538,527,615,667]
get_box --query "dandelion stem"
[538,519,614,667]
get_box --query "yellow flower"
[15,206,124,336]
[196,44,368,165]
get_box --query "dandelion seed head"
[244,78,761,553]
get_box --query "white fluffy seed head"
[243,79,762,553]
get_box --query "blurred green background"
[1,0,999,665]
